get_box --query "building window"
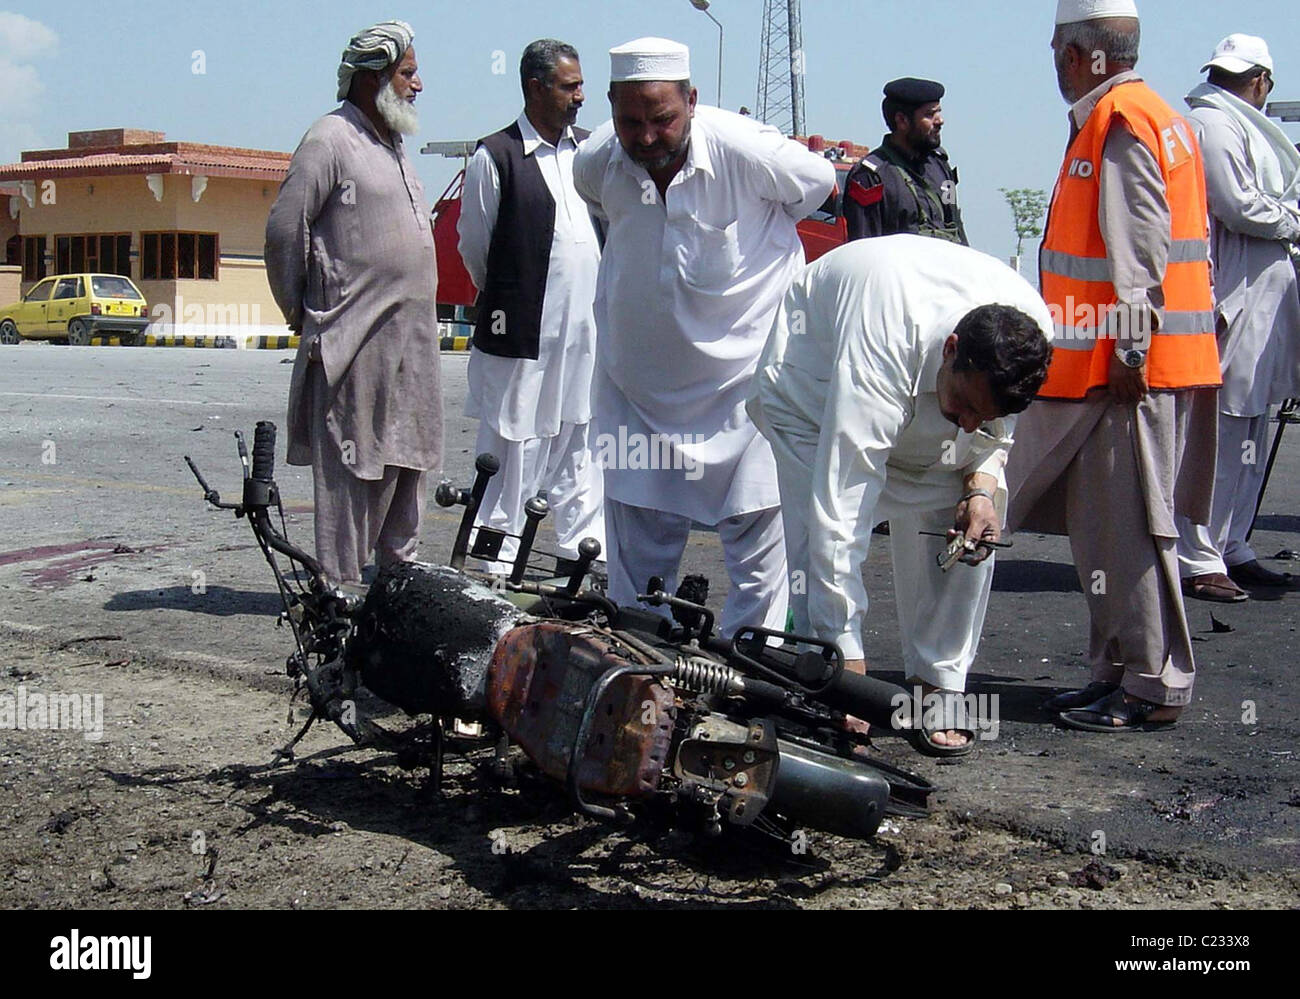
[54,233,132,277]
[22,235,47,281]
[4,234,18,266]
[141,231,218,280]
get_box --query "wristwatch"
[960,488,995,505]
[1114,346,1146,369]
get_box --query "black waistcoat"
[471,121,589,358]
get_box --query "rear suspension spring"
[672,656,743,696]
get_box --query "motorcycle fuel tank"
[347,562,523,718]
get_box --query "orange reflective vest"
[1037,80,1221,399]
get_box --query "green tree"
[999,187,1049,258]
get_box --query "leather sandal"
[1181,572,1249,603]
[1041,680,1118,713]
[1058,688,1180,733]
[908,689,976,759]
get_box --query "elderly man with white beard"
[266,20,442,585]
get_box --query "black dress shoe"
[1227,560,1299,588]
[1041,681,1119,713]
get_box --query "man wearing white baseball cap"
[1006,0,1221,733]
[1176,34,1300,600]
[573,37,835,642]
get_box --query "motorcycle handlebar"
[818,668,909,730]
[252,421,277,483]
[707,632,909,729]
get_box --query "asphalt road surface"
[2,343,1298,879]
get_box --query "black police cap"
[883,77,945,107]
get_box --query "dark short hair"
[1208,65,1268,91]
[951,304,1053,414]
[882,97,913,132]
[520,39,579,96]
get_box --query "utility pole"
[756,0,806,136]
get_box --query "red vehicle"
[429,134,870,318]
[431,173,479,318]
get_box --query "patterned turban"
[337,20,414,101]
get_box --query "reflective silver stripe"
[1044,240,1207,279]
[1051,311,1214,345]
[1050,326,1100,350]
[1041,249,1110,282]
[1168,239,1209,263]
[1160,310,1215,334]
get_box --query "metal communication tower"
[755,0,806,137]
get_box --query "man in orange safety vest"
[1005,0,1221,734]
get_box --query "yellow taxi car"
[0,273,151,346]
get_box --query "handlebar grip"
[252,421,277,483]
[819,669,909,730]
[434,482,464,508]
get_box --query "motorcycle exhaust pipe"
[771,739,891,840]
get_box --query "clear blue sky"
[2,0,1297,262]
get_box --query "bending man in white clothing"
[748,236,1054,752]
[573,36,835,636]
[458,39,605,570]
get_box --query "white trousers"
[605,498,788,638]
[758,384,993,690]
[472,420,605,568]
[1177,410,1270,577]
[780,467,994,693]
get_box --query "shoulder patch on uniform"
[846,177,885,207]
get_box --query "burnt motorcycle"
[186,422,934,846]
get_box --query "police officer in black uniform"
[843,77,968,244]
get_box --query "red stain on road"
[0,540,120,567]
[0,539,169,590]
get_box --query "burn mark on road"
[0,539,169,590]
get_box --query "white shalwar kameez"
[748,236,1055,692]
[1175,85,1300,577]
[573,105,835,635]
[458,113,605,564]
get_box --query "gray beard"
[376,80,419,135]
[639,133,690,173]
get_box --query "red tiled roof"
[0,141,290,182]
